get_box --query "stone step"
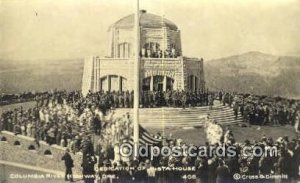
[140,120,242,125]
[116,114,242,120]
[138,118,243,124]
[135,111,238,117]
[132,115,242,121]
[115,106,227,113]
[141,121,241,127]
[126,112,240,118]
[139,121,243,126]
[139,117,243,123]
[117,112,234,116]
[113,102,244,127]
[115,108,235,115]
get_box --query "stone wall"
[141,58,184,90]
[183,57,205,91]
[82,56,94,96]
[0,131,83,175]
[110,26,182,58]
[96,57,186,91]
[82,56,204,93]
[114,28,134,58]
[141,28,165,51]
[167,29,182,55]
[98,58,135,92]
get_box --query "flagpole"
[133,0,140,159]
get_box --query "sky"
[0,0,300,61]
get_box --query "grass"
[0,101,37,115]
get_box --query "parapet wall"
[82,56,205,96]
[0,131,83,175]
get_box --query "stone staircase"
[114,101,244,128]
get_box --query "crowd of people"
[218,91,300,129]
[140,46,180,58]
[1,90,300,183]
[0,89,211,150]
[89,117,300,183]
[0,91,47,105]
[139,90,212,108]
[83,90,212,110]
[0,91,92,148]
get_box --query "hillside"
[205,51,300,98]
[0,59,84,93]
[0,51,299,98]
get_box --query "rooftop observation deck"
[91,56,202,63]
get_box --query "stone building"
[82,10,205,96]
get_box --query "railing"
[141,57,182,67]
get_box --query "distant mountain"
[1,52,299,98]
[205,51,300,98]
[0,59,84,93]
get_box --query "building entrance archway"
[100,75,127,92]
[142,75,174,91]
[188,75,199,92]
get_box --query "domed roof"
[111,10,178,31]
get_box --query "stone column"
[113,28,117,57]
[195,76,198,91]
[107,75,111,91]
[173,78,177,90]
[123,43,126,58]
[119,44,121,58]
[162,27,168,58]
[163,75,167,91]
[124,43,127,58]
[95,58,97,92]
[96,58,100,92]
[99,78,102,92]
[128,43,131,58]
[93,58,97,92]
[108,27,113,57]
[192,76,196,92]
[150,76,153,91]
[118,76,122,91]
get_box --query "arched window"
[100,75,127,92]
[118,42,131,58]
[142,75,174,91]
[110,75,119,92]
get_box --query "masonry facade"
[82,10,205,96]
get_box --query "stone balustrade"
[0,130,83,175]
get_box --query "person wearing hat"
[82,153,96,183]
[195,157,209,183]
[61,148,74,182]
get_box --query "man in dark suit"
[216,160,230,183]
[82,154,96,183]
[81,135,95,159]
[61,148,74,182]
[92,113,102,135]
